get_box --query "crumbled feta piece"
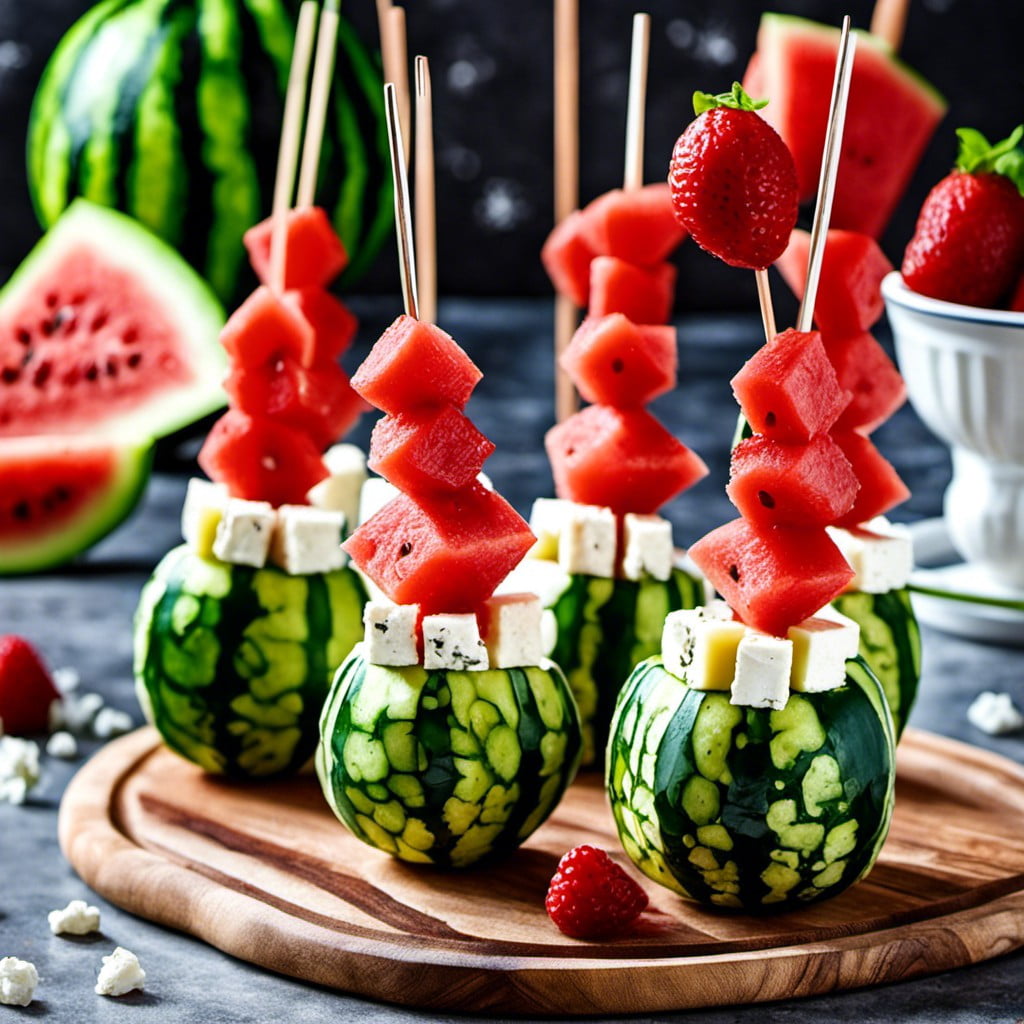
[0,957,38,1006]
[46,731,78,759]
[0,736,41,804]
[967,691,1024,735]
[621,513,674,581]
[731,632,793,710]
[827,523,913,593]
[181,477,227,556]
[498,557,573,607]
[269,505,347,575]
[49,899,101,936]
[528,497,577,560]
[363,602,420,666]
[211,497,276,567]
[306,444,367,534]
[93,708,134,740]
[52,666,81,694]
[95,947,145,997]
[358,477,399,525]
[788,613,860,693]
[558,504,616,577]
[422,614,489,671]
[661,603,744,690]
[480,593,544,668]
[50,691,104,734]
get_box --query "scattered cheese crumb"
[49,899,101,936]
[93,708,133,740]
[95,947,145,997]
[51,691,104,734]
[46,731,79,759]
[52,666,81,694]
[0,957,38,1006]
[0,736,41,804]
[967,692,1024,736]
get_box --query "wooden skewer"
[269,0,319,296]
[870,0,909,52]
[798,16,856,333]
[415,56,437,325]
[384,82,419,320]
[297,0,340,209]
[754,268,777,344]
[382,6,411,168]
[623,13,651,193]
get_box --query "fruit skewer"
[414,56,437,325]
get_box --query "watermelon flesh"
[283,289,358,362]
[243,207,349,291]
[832,431,911,528]
[541,210,597,308]
[220,287,315,368]
[825,332,907,433]
[578,184,688,264]
[588,257,676,325]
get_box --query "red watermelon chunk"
[351,315,482,414]
[727,434,858,528]
[545,405,707,515]
[244,206,349,290]
[541,210,597,308]
[282,289,358,362]
[579,184,688,264]
[343,483,534,614]
[220,286,315,368]
[831,431,910,527]
[199,409,328,507]
[731,328,850,442]
[825,331,907,432]
[561,314,676,407]
[775,229,892,335]
[369,407,496,496]
[689,517,854,637]
[589,257,676,325]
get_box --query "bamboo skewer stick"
[754,269,777,344]
[622,13,651,193]
[297,0,340,208]
[384,82,419,320]
[415,56,437,325]
[382,6,411,168]
[869,0,909,51]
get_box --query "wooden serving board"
[60,727,1024,1015]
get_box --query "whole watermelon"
[27,0,392,302]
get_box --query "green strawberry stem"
[956,125,1024,195]
[693,81,768,117]
[908,580,1024,613]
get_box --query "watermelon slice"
[220,287,315,368]
[578,184,688,264]
[0,200,225,440]
[541,211,597,307]
[831,431,911,527]
[825,331,907,433]
[0,435,152,574]
[244,207,349,290]
[589,257,676,325]
[745,14,946,238]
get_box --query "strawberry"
[545,844,648,939]
[0,635,60,735]
[668,82,798,270]
[902,127,1024,309]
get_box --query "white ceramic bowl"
[882,270,1024,588]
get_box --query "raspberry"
[545,844,648,939]
[0,635,60,735]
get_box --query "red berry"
[545,844,648,939]
[0,635,60,735]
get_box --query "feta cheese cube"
[479,593,544,668]
[0,957,38,1007]
[967,691,1024,735]
[358,477,399,525]
[212,497,276,567]
[95,947,145,997]
[621,513,674,581]
[528,497,576,560]
[0,736,40,805]
[93,707,134,740]
[827,524,914,593]
[730,632,793,710]
[363,602,420,666]
[49,899,101,936]
[788,614,860,693]
[269,505,347,575]
[422,614,489,671]
[180,477,227,556]
[497,557,573,608]
[661,603,744,690]
[306,443,367,535]
[558,504,616,577]
[46,731,78,759]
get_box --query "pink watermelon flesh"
[825,331,907,433]
[343,483,535,614]
[747,14,946,238]
[369,407,496,496]
[689,517,854,637]
[244,206,349,290]
[589,257,676,325]
[578,184,688,264]
[542,211,597,308]
[731,329,850,442]
[282,289,358,362]
[561,314,677,407]
[831,430,910,527]
[220,287,315,368]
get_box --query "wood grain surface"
[59,727,1024,1015]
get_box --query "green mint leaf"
[955,125,1024,186]
[692,82,769,117]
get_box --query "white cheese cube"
[558,504,617,577]
[363,602,420,666]
[827,524,914,593]
[621,513,674,581]
[358,476,399,525]
[788,614,860,693]
[49,899,101,936]
[0,736,40,805]
[211,497,276,567]
[95,947,146,997]
[422,614,489,671]
[93,707,134,739]
[967,691,1024,735]
[661,603,744,690]
[480,593,544,668]
[0,957,38,1006]
[306,443,367,534]
[730,632,793,710]
[498,557,573,608]
[180,477,227,556]
[46,731,78,759]
[269,505,347,575]
[528,497,576,559]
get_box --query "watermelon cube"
[220,286,315,368]
[775,229,893,335]
[541,210,597,308]
[545,405,708,515]
[283,289,358,362]
[343,483,535,614]
[831,431,910,528]
[589,257,676,325]
[689,517,855,637]
[560,314,676,407]
[727,434,858,528]
[579,183,688,265]
[243,206,349,290]
[199,410,328,507]
[369,407,496,496]
[731,329,850,442]
[351,315,482,414]
[825,331,907,433]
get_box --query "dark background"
[2,0,1023,309]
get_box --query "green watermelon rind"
[0,436,154,575]
[0,199,226,441]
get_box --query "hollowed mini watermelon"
[0,201,225,440]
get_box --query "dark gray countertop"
[2,298,1023,1022]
